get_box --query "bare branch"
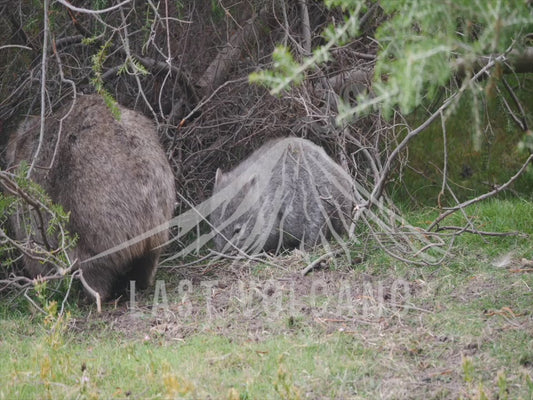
[78,269,102,312]
[438,111,448,208]
[298,0,311,56]
[54,35,84,50]
[321,68,372,100]
[28,0,50,177]
[197,5,272,93]
[55,0,133,15]
[455,47,533,78]
[0,44,33,51]
[501,77,528,131]
[0,172,53,251]
[435,226,529,238]
[301,249,343,276]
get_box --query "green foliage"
[250,0,532,127]
[462,356,475,384]
[92,0,108,10]
[274,356,302,400]
[249,46,305,91]
[81,36,100,46]
[497,370,509,400]
[370,0,533,117]
[90,40,121,120]
[117,56,149,77]
[210,0,225,21]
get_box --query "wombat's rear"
[210,137,353,253]
[6,95,176,299]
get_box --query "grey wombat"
[210,137,353,253]
[6,94,176,300]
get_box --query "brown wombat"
[210,137,353,253]
[6,94,176,300]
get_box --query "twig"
[501,77,528,131]
[50,39,77,172]
[197,5,272,93]
[55,0,133,14]
[438,111,447,208]
[28,0,50,177]
[0,44,33,51]
[0,275,33,291]
[179,77,248,125]
[54,35,84,50]
[435,226,529,238]
[454,47,533,78]
[301,249,343,276]
[298,0,311,56]
[66,8,94,37]
[119,6,158,122]
[207,249,282,270]
[24,287,46,314]
[358,2,379,31]
[56,269,78,322]
[351,51,376,60]
[78,269,101,313]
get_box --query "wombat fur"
[6,94,176,300]
[210,137,353,253]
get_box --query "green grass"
[1,199,532,399]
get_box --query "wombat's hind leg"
[126,251,159,291]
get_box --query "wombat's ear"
[244,175,258,191]
[215,168,224,186]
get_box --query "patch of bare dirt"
[72,250,426,341]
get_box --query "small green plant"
[497,370,508,400]
[461,357,514,400]
[93,0,109,10]
[210,0,225,21]
[117,56,149,77]
[161,361,195,398]
[274,356,302,400]
[462,356,475,384]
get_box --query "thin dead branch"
[435,226,529,238]
[454,47,533,78]
[298,0,311,56]
[301,249,343,276]
[78,269,102,312]
[501,77,528,131]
